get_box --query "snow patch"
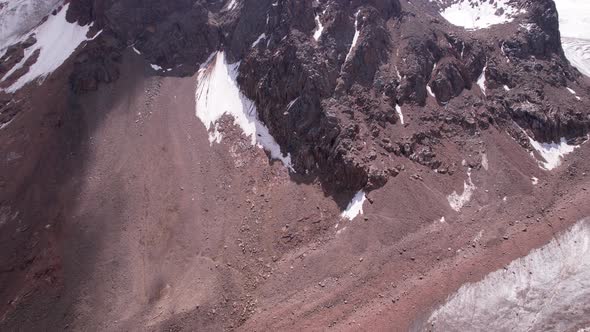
[427,218,590,331]
[439,0,524,30]
[251,33,266,48]
[531,176,539,185]
[477,64,487,96]
[1,3,93,93]
[0,118,15,130]
[313,8,326,41]
[345,10,361,62]
[88,29,102,41]
[195,52,293,170]
[503,85,510,91]
[426,85,435,97]
[529,137,580,170]
[567,87,582,100]
[132,46,141,55]
[395,104,404,125]
[150,64,163,71]
[341,191,366,221]
[481,153,489,171]
[447,171,476,212]
[227,0,238,11]
[285,97,299,115]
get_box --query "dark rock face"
[66,0,224,75]
[57,0,590,193]
[103,0,221,72]
[340,6,390,90]
[523,0,563,58]
[66,0,95,26]
[69,35,122,94]
[431,60,469,103]
[224,0,274,61]
[237,0,402,191]
[500,0,565,64]
[396,33,437,106]
[353,0,401,19]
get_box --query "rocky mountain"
[0,0,589,330]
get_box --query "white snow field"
[438,0,524,30]
[195,51,293,170]
[427,218,590,331]
[554,0,590,77]
[529,137,579,171]
[553,0,590,40]
[341,191,366,221]
[1,2,94,92]
[562,39,590,77]
[0,0,61,54]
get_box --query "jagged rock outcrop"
[22,0,590,192]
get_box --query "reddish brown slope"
[0,10,590,331]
